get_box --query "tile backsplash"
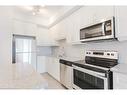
[52,40,127,64]
[37,46,52,56]
[84,40,127,64]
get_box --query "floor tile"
[41,73,66,89]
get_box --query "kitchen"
[0,5,127,90]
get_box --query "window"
[12,35,36,70]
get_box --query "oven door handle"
[73,65,106,79]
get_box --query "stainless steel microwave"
[80,17,116,42]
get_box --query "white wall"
[0,6,51,64]
[0,7,13,64]
[0,18,12,64]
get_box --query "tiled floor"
[41,73,66,89]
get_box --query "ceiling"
[13,6,82,28]
[17,6,65,19]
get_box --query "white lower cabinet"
[60,63,73,89]
[37,56,46,73]
[113,72,127,89]
[52,58,60,82]
[46,57,60,82]
[36,56,60,82]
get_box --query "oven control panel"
[85,50,118,59]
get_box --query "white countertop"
[58,56,83,62]
[0,63,47,89]
[111,63,127,74]
[42,55,83,62]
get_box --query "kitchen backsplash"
[52,40,127,64]
[84,40,127,64]
[52,39,86,60]
[37,46,52,56]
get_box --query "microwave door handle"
[102,22,105,36]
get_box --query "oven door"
[72,65,108,89]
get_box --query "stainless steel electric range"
[72,50,118,89]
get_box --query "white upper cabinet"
[50,6,115,44]
[12,20,36,36]
[115,6,127,41]
[36,26,50,46]
[80,7,95,28]
[66,9,81,44]
[80,6,114,28]
[93,6,114,22]
[50,19,66,41]
[63,17,73,43]
[66,6,114,44]
[57,20,67,40]
[49,25,59,40]
[36,26,58,46]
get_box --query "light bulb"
[32,12,36,15]
[41,5,45,7]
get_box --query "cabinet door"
[113,72,127,89]
[37,26,58,46]
[80,7,95,28]
[46,57,53,75]
[69,9,81,43]
[80,6,114,28]
[46,57,60,81]
[37,56,46,73]
[64,17,73,43]
[115,6,127,41]
[50,21,66,40]
[47,57,54,76]
[50,25,58,40]
[36,27,52,46]
[64,65,72,89]
[93,6,114,22]
[52,58,60,81]
[60,63,66,84]
[49,29,59,45]
[57,20,66,40]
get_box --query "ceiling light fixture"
[23,5,45,16]
[32,12,36,15]
[32,5,45,16]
